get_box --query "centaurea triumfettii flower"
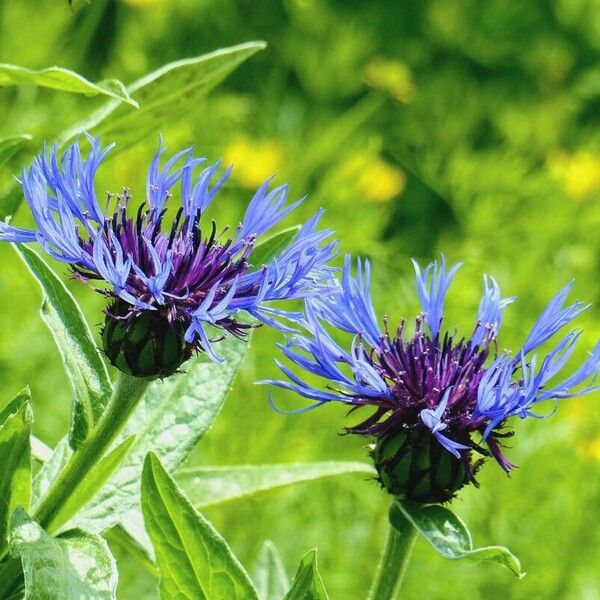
[266,256,600,503]
[0,135,337,377]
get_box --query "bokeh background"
[1,0,600,598]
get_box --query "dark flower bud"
[372,428,468,504]
[103,300,192,378]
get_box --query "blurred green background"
[1,0,600,598]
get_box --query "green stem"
[0,373,150,598]
[369,504,417,600]
[33,373,149,533]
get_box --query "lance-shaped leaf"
[105,525,159,600]
[72,332,250,534]
[16,245,112,450]
[9,508,117,599]
[31,438,71,503]
[253,541,290,600]
[177,461,375,508]
[0,134,32,170]
[30,434,54,463]
[284,550,329,600]
[0,63,137,106]
[250,226,301,269]
[48,436,136,534]
[0,390,32,552]
[61,41,266,151]
[393,501,524,578]
[142,453,259,600]
[0,43,265,219]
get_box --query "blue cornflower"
[266,255,600,502]
[0,135,337,376]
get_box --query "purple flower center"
[74,189,256,338]
[348,318,491,444]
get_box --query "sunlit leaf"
[249,226,300,269]
[177,461,375,508]
[9,508,117,599]
[0,63,137,106]
[0,390,32,554]
[60,41,266,151]
[49,436,136,534]
[142,453,259,600]
[0,134,31,171]
[16,245,113,450]
[0,43,264,220]
[393,501,523,578]
[104,526,159,600]
[72,332,251,534]
[253,541,290,600]
[30,435,54,464]
[31,437,71,503]
[284,549,329,600]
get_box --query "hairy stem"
[33,373,149,533]
[368,503,417,600]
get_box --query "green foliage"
[49,436,135,534]
[0,1,599,598]
[284,550,329,600]
[176,461,375,508]
[0,42,266,219]
[141,453,259,600]
[61,41,266,151]
[9,508,117,599]
[0,63,137,106]
[393,501,523,578]
[252,541,290,600]
[71,331,250,536]
[0,390,32,553]
[0,135,31,170]
[31,438,71,503]
[15,245,112,450]
[250,226,301,269]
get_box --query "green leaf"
[15,244,112,450]
[0,43,265,220]
[49,436,136,533]
[9,508,117,599]
[0,134,32,170]
[393,501,524,578]
[0,63,138,106]
[61,41,266,152]
[142,453,259,600]
[104,526,158,578]
[0,390,32,551]
[72,332,250,534]
[31,437,71,503]
[105,526,159,600]
[249,226,301,269]
[253,541,290,600]
[284,550,329,600]
[176,461,376,508]
[30,435,54,464]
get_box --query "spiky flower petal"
[1,135,337,375]
[265,256,600,501]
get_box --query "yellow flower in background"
[548,150,600,200]
[364,58,416,103]
[579,437,600,462]
[338,153,406,203]
[358,158,406,203]
[223,137,283,188]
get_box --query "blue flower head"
[0,135,337,376]
[266,256,600,502]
